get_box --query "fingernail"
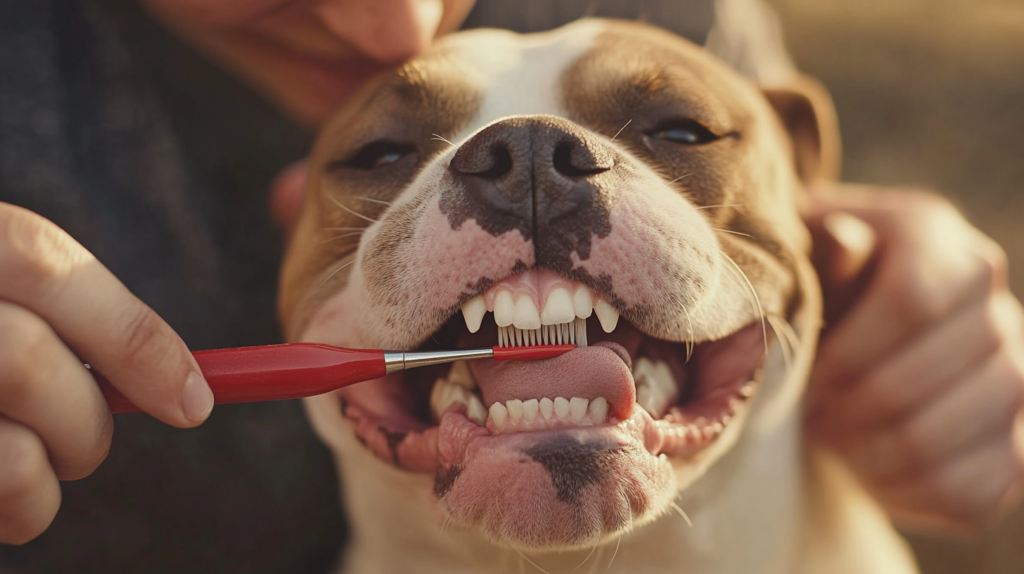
[822,211,876,281]
[181,371,214,423]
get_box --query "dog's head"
[280,19,833,552]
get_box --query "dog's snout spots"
[434,465,463,499]
[441,116,616,271]
[524,436,620,505]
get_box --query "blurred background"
[771,0,1024,572]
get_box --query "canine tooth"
[541,287,575,325]
[569,397,589,422]
[573,284,593,319]
[554,397,570,419]
[589,397,608,423]
[513,296,541,330]
[522,399,539,423]
[489,402,508,428]
[494,291,515,327]
[430,380,467,418]
[447,361,475,389]
[462,295,486,333]
[539,397,554,419]
[506,399,524,423]
[467,395,487,425]
[594,299,619,333]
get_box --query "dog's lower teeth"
[429,373,486,425]
[633,357,679,417]
[487,395,610,431]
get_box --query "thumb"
[269,161,308,237]
[803,196,878,328]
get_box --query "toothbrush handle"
[96,343,387,414]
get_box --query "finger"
[810,196,1000,390]
[827,294,1018,431]
[874,431,1022,530]
[0,203,212,426]
[269,161,308,237]
[805,211,878,328]
[0,417,61,545]
[0,302,114,480]
[841,347,1024,483]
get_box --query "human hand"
[803,183,1024,533]
[0,203,214,544]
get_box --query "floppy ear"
[762,75,842,183]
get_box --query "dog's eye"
[648,120,720,145]
[343,141,417,170]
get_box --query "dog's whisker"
[318,259,356,289]
[330,195,379,224]
[320,226,366,232]
[515,549,551,574]
[694,203,744,211]
[610,119,632,141]
[770,313,802,372]
[567,541,601,574]
[712,228,752,238]
[765,316,793,374]
[669,500,694,528]
[440,513,454,537]
[587,546,604,574]
[431,133,457,148]
[317,231,364,245]
[681,304,695,362]
[720,252,768,356]
[667,172,694,186]
[352,196,393,207]
[606,511,631,570]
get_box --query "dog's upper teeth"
[633,357,679,417]
[461,295,486,334]
[513,295,541,330]
[594,299,620,333]
[573,284,593,319]
[541,287,575,325]
[494,290,515,327]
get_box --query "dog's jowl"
[279,19,919,574]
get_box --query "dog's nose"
[448,116,614,244]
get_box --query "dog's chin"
[302,301,771,550]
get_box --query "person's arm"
[0,203,214,544]
[803,183,1024,532]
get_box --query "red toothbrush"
[96,343,576,414]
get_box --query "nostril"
[454,145,514,180]
[553,142,610,179]
[479,146,513,180]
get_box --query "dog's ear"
[763,75,841,183]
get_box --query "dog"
[278,19,919,574]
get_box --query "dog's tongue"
[468,342,636,421]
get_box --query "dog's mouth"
[335,267,767,474]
